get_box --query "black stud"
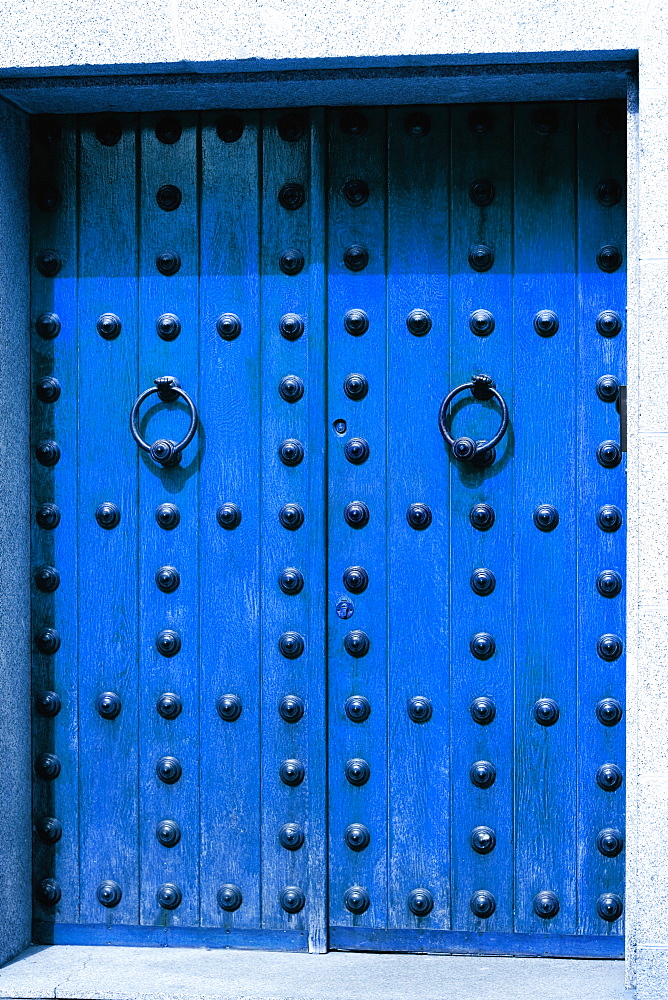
[37,878,62,906]
[155,629,181,657]
[155,566,180,593]
[35,565,60,593]
[156,184,182,212]
[596,763,623,791]
[533,504,559,531]
[345,438,370,464]
[406,309,432,336]
[155,117,182,144]
[35,690,61,718]
[34,116,62,146]
[345,758,370,786]
[470,567,495,596]
[216,113,243,143]
[35,752,61,780]
[36,250,62,277]
[279,503,304,530]
[278,439,304,466]
[469,503,495,531]
[470,826,496,854]
[597,569,623,598]
[35,312,61,339]
[343,566,368,593]
[156,503,180,529]
[597,892,623,922]
[534,698,560,726]
[597,245,623,273]
[279,823,304,851]
[97,880,122,907]
[35,440,60,467]
[217,694,242,722]
[35,183,60,212]
[340,111,369,137]
[344,886,370,914]
[96,692,121,720]
[596,374,620,403]
[533,310,559,337]
[157,883,182,910]
[469,178,495,207]
[533,890,560,919]
[36,816,62,844]
[279,759,305,786]
[156,251,181,276]
[345,694,371,722]
[470,632,496,660]
[279,248,305,275]
[281,886,306,913]
[279,313,304,341]
[470,889,496,918]
[406,503,432,529]
[597,633,623,661]
[405,111,431,136]
[345,823,370,852]
[278,567,304,595]
[344,500,370,528]
[95,117,122,145]
[279,694,305,723]
[597,105,624,134]
[343,373,368,400]
[470,760,496,788]
[407,888,434,917]
[468,244,494,272]
[156,693,182,720]
[218,883,243,911]
[596,179,622,207]
[97,312,122,340]
[532,109,558,134]
[343,179,369,206]
[35,627,61,654]
[344,630,370,658]
[278,113,307,142]
[407,695,433,723]
[216,312,242,340]
[597,440,622,468]
[36,503,60,529]
[343,244,369,272]
[95,502,120,529]
[156,819,181,847]
[471,697,496,725]
[596,310,622,337]
[344,309,369,336]
[216,503,242,530]
[156,756,182,784]
[468,109,494,135]
[597,828,624,857]
[156,313,181,341]
[596,698,623,727]
[469,309,495,336]
[278,631,304,659]
[278,183,306,211]
[279,374,305,402]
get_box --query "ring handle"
[438,374,509,466]
[130,376,198,466]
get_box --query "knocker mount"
[438,374,509,467]
[130,376,199,467]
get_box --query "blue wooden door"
[30,103,625,957]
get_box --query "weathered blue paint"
[30,103,625,956]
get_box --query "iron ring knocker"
[130,376,198,467]
[438,373,509,467]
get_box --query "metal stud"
[217,883,242,911]
[95,502,120,529]
[36,250,62,277]
[278,439,304,466]
[470,760,496,788]
[34,752,61,780]
[278,183,306,210]
[470,889,496,918]
[345,694,371,722]
[216,113,243,143]
[534,698,560,726]
[597,633,623,661]
[35,312,61,339]
[156,629,181,657]
[596,374,620,402]
[35,627,61,654]
[156,819,181,847]
[596,698,623,727]
[97,880,122,907]
[157,883,182,910]
[279,503,304,530]
[533,310,559,337]
[344,823,371,852]
[343,373,368,400]
[533,890,560,919]
[405,111,431,136]
[469,309,495,336]
[156,313,181,341]
[596,178,622,207]
[344,886,370,914]
[597,893,623,922]
[340,111,369,136]
[596,440,622,468]
[279,313,304,340]
[35,183,60,212]
[343,244,369,272]
[468,244,494,272]
[596,763,623,791]
[344,309,369,336]
[34,116,62,145]
[468,109,494,135]
[470,826,496,854]
[597,105,624,133]
[37,878,61,906]
[343,179,369,206]
[279,822,304,851]
[35,440,60,467]
[278,567,304,595]
[35,691,61,718]
[36,376,61,403]
[532,109,558,134]
[343,565,368,593]
[281,886,306,913]
[35,565,60,592]
[596,245,623,273]
[95,117,122,146]
[344,500,370,528]
[533,504,559,531]
[156,251,181,276]
[155,117,182,144]
[156,503,180,529]
[279,694,305,723]
[596,505,622,536]
[279,759,305,786]
[470,632,496,660]
[470,697,496,725]
[469,178,495,207]
[406,503,432,529]
[596,569,623,598]
[470,568,495,596]
[596,828,624,857]
[156,184,182,211]
[155,566,180,593]
[156,756,182,784]
[278,113,307,142]
[470,503,495,530]
[596,310,622,338]
[156,693,182,720]
[36,503,60,529]
[216,502,242,530]
[406,309,432,336]
[216,312,242,340]
[344,630,370,658]
[345,758,370,786]
[407,695,432,723]
[96,692,121,720]
[279,248,305,276]
[279,374,305,402]
[217,694,242,722]
[35,816,62,844]
[407,888,434,917]
[345,437,370,464]
[278,631,305,659]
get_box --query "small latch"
[617,385,627,452]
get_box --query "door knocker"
[438,373,508,466]
[130,376,198,466]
